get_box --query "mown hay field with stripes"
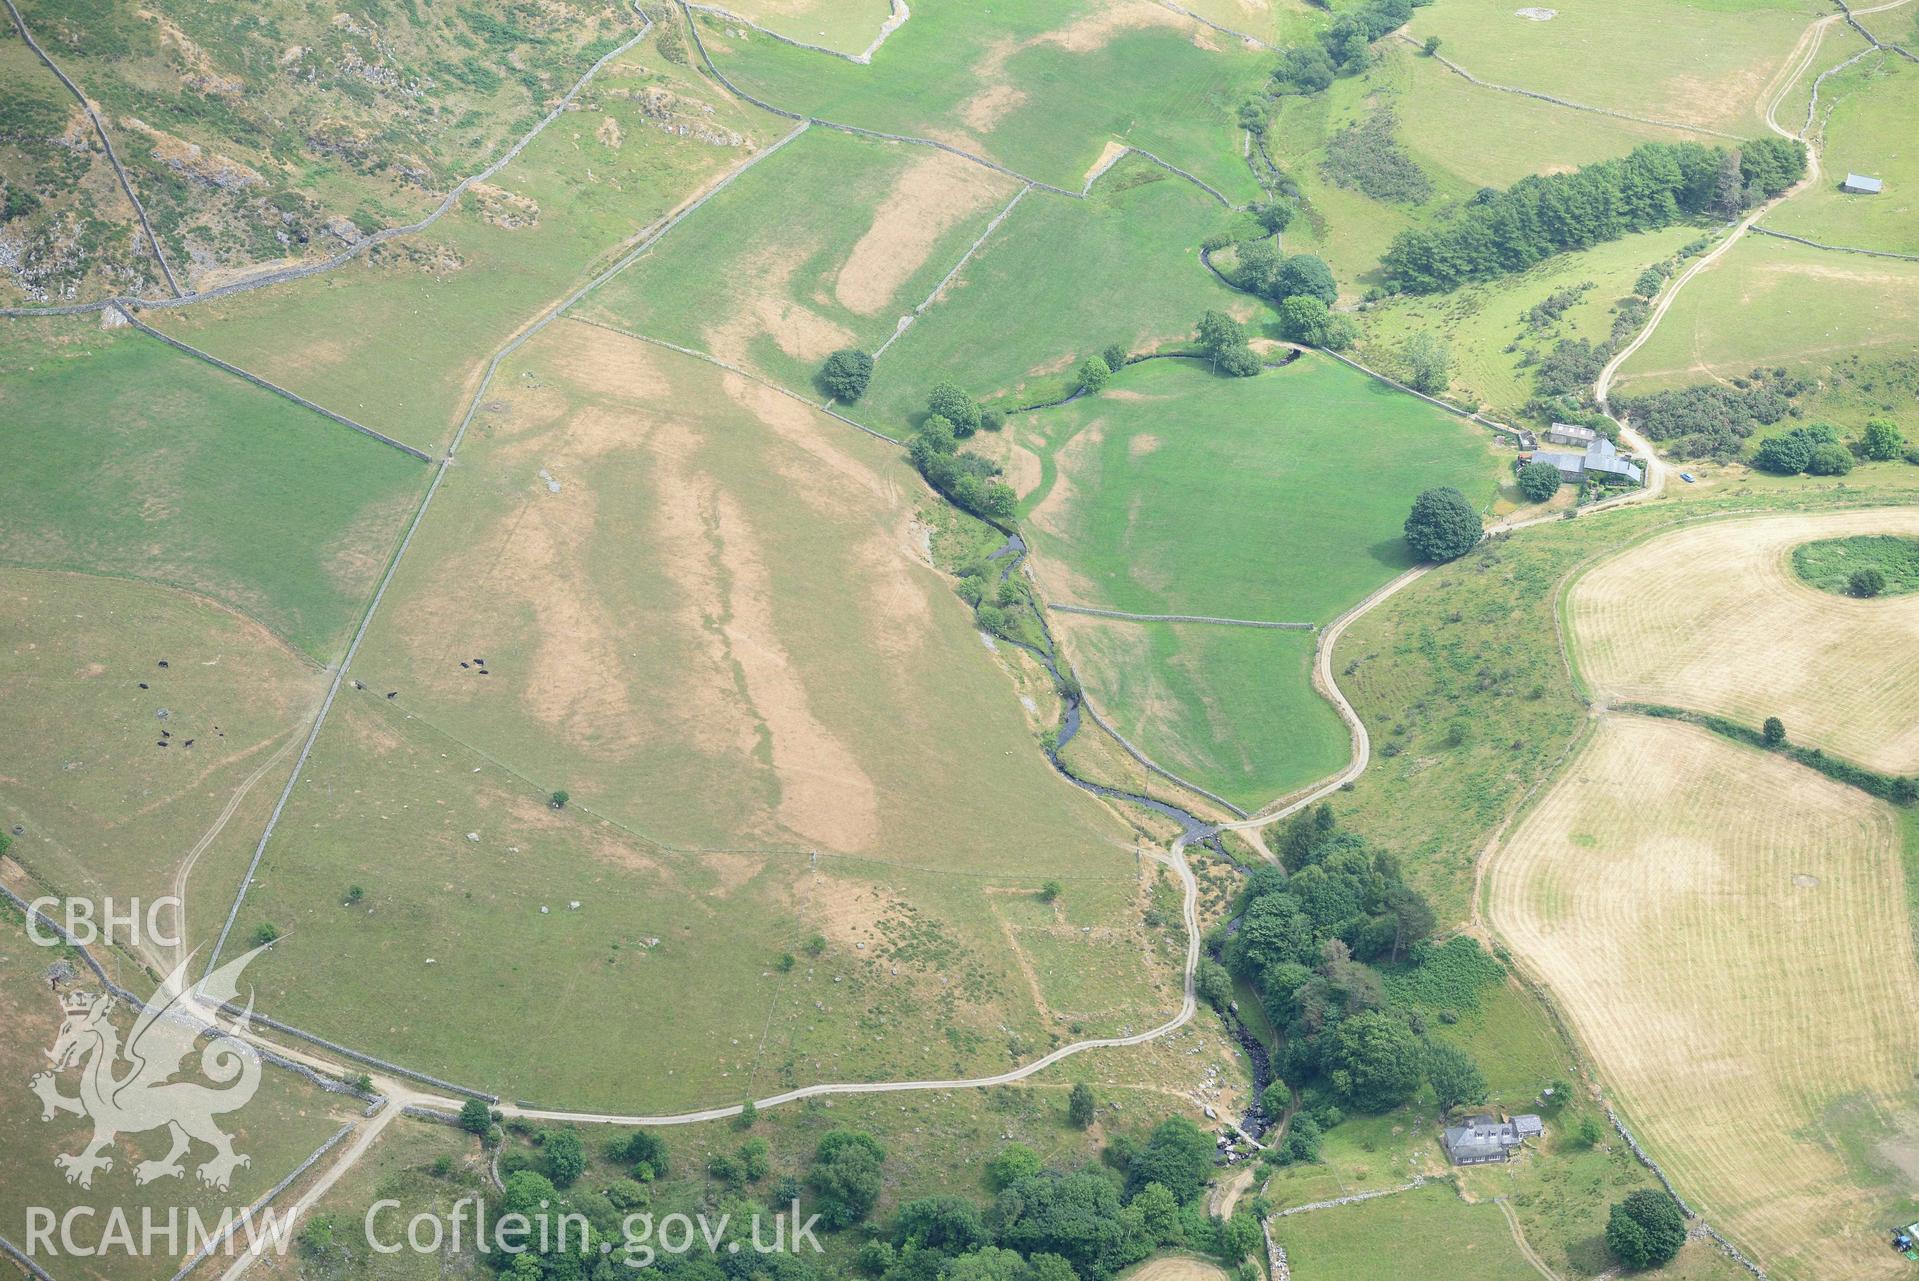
[1568,508,1919,774]
[1487,715,1919,1280]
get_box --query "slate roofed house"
[1842,173,1884,194]
[1545,422,1598,447]
[1442,1114,1546,1165]
[1535,434,1644,486]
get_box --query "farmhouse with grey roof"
[1545,422,1598,446]
[1442,1114,1546,1165]
[1533,435,1644,486]
[1842,173,1884,194]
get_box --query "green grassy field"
[1332,510,1638,922]
[1270,49,1717,296]
[1017,354,1503,622]
[0,570,320,936]
[689,0,1269,200]
[0,318,429,662]
[1403,0,1824,136]
[1356,226,1704,421]
[1791,533,1919,596]
[218,327,1171,1109]
[0,910,357,1281]
[1003,354,1499,809]
[150,35,780,453]
[1276,1181,1541,1281]
[1055,615,1346,811]
[576,127,1022,396]
[1466,1144,1760,1281]
[850,154,1250,432]
[1613,233,1919,395]
[1766,56,1919,253]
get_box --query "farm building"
[1442,1114,1546,1165]
[1531,435,1645,486]
[1842,173,1884,194]
[1545,422,1598,447]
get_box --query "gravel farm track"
[11,4,1909,1277]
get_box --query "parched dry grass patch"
[227,324,1163,1108]
[578,127,1019,396]
[1570,508,1919,773]
[836,149,1013,315]
[1614,234,1919,393]
[1488,716,1919,1280]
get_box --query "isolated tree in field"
[548,789,569,810]
[1763,716,1786,746]
[1323,1011,1425,1112]
[1425,1041,1488,1112]
[459,1099,492,1135]
[1102,343,1128,372]
[1605,1189,1686,1270]
[821,349,875,402]
[1403,487,1482,562]
[928,380,982,435]
[1861,418,1905,461]
[734,1098,758,1129]
[1851,566,1887,598]
[1039,879,1063,903]
[1278,254,1338,305]
[1077,357,1111,394]
[1518,460,1563,503]
[810,1129,886,1227]
[251,922,281,947]
[1196,309,1246,359]
[1068,1081,1096,1128]
[1421,34,1440,54]
[1399,331,1451,394]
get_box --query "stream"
[984,532,1276,1135]
[984,532,1220,844]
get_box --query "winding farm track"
[15,5,1909,1272]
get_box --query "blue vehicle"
[1679,472,1696,483]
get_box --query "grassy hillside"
[4,0,640,296]
[0,317,428,660]
[577,126,1022,396]
[688,0,1269,200]
[150,35,779,452]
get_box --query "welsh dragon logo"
[31,946,270,1191]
